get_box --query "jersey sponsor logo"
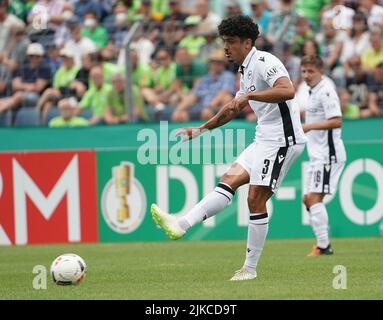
[266,66,278,78]
[247,70,252,79]
[278,154,285,163]
[259,56,265,62]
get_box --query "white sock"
[178,183,234,231]
[244,213,269,273]
[308,202,330,249]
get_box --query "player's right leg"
[151,162,249,240]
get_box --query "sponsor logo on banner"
[101,162,146,234]
[0,151,98,245]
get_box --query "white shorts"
[303,161,345,195]
[235,142,305,192]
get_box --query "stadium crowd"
[0,0,382,127]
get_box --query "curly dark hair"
[218,15,260,46]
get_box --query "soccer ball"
[50,253,87,285]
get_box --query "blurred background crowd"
[0,0,382,127]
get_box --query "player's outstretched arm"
[175,96,248,142]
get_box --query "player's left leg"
[231,142,305,281]
[304,192,333,256]
[230,185,272,281]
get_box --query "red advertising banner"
[0,150,98,245]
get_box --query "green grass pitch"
[0,238,382,300]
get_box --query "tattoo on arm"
[216,113,227,125]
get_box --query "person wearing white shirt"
[301,55,346,256]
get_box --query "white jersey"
[305,76,346,164]
[236,47,306,147]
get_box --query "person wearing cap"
[37,48,79,123]
[172,49,235,122]
[197,23,223,63]
[179,15,206,56]
[0,43,51,113]
[49,97,89,128]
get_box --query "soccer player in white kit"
[151,15,306,280]
[301,55,346,256]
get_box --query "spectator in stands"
[104,72,134,124]
[321,0,355,31]
[366,62,383,116]
[27,0,66,32]
[154,20,183,56]
[37,48,79,122]
[361,25,383,71]
[300,39,321,56]
[197,24,223,64]
[72,0,101,20]
[141,48,177,114]
[81,10,108,49]
[179,16,206,57]
[49,97,89,127]
[316,18,345,86]
[295,0,328,30]
[0,0,25,53]
[343,55,370,116]
[162,0,188,23]
[173,47,208,99]
[70,52,98,98]
[225,0,243,17]
[54,2,75,47]
[8,0,32,21]
[111,4,128,49]
[359,0,383,29]
[292,16,315,56]
[341,11,371,69]
[339,89,360,119]
[45,44,61,75]
[2,25,30,72]
[195,0,222,31]
[249,0,271,36]
[0,53,11,99]
[281,42,301,89]
[0,43,51,113]
[78,65,112,125]
[64,16,97,68]
[171,50,235,122]
[267,0,298,56]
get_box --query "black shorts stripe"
[217,183,235,196]
[215,190,231,202]
[250,213,268,220]
[278,102,296,147]
[322,164,331,194]
[269,147,288,191]
[328,129,337,163]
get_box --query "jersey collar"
[309,76,325,95]
[239,47,257,75]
